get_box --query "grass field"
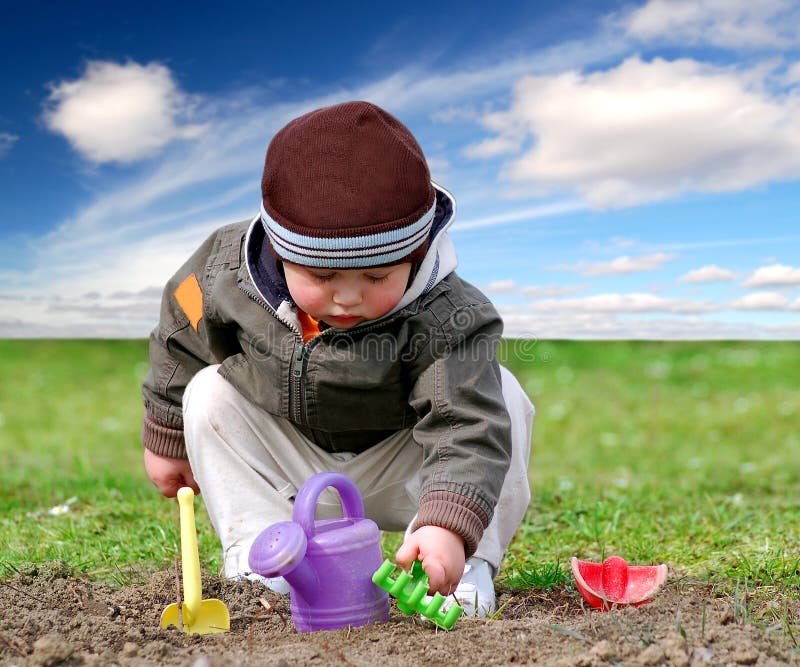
[1,339,798,600]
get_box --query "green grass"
[499,339,800,596]
[1,339,799,598]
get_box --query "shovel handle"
[177,487,202,623]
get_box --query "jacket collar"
[386,182,458,315]
[244,218,292,310]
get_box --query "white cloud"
[0,132,18,159]
[678,265,736,283]
[463,135,523,159]
[487,280,517,294]
[582,236,639,252]
[610,237,636,248]
[742,263,800,287]
[8,38,799,341]
[462,107,527,158]
[499,309,799,340]
[431,105,483,124]
[454,200,588,231]
[426,155,451,177]
[42,60,208,164]
[469,57,800,208]
[786,63,800,85]
[555,253,675,276]
[659,234,800,252]
[730,291,790,310]
[529,293,715,314]
[623,0,800,49]
[522,285,585,298]
[0,290,161,338]
[355,32,630,117]
[43,215,238,300]
[6,31,643,337]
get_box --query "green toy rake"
[372,560,463,630]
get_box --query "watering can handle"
[293,472,365,537]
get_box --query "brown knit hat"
[260,101,436,268]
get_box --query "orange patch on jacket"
[174,273,204,332]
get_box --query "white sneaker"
[229,541,291,595]
[449,557,496,617]
[243,572,291,595]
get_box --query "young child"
[141,101,534,616]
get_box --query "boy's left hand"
[395,525,466,596]
[143,448,200,497]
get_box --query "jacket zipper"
[238,280,404,424]
[292,342,306,423]
[239,281,308,422]
[238,281,282,321]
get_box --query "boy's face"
[283,261,413,329]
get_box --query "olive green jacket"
[142,210,511,556]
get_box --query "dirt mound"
[1,565,797,666]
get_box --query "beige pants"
[183,364,534,578]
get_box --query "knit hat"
[260,101,436,269]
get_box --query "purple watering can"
[248,472,389,632]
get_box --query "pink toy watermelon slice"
[570,556,667,610]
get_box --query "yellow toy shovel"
[161,487,230,634]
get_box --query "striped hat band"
[260,198,436,268]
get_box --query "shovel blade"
[161,599,230,635]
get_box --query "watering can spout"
[283,558,320,604]
[248,520,321,603]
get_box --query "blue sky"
[2,0,800,338]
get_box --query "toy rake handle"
[292,472,365,537]
[177,487,201,622]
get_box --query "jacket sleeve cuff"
[413,490,489,558]
[142,411,187,459]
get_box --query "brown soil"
[1,564,797,666]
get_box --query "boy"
[142,101,534,616]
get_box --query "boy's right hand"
[143,449,200,497]
[395,525,466,597]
